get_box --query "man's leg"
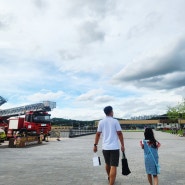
[109,166,117,185]
[105,163,111,179]
[103,150,111,180]
[109,150,119,185]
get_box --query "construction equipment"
[0,97,56,146]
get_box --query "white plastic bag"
[93,153,101,166]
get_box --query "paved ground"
[0,131,185,185]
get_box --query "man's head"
[104,106,113,116]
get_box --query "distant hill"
[51,117,96,128]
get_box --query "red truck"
[0,97,56,141]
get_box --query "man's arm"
[93,132,101,152]
[117,131,125,151]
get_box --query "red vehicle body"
[6,111,51,139]
[0,99,56,140]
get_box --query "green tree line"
[51,118,96,128]
[167,99,185,121]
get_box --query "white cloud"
[0,0,185,120]
[26,90,65,102]
[77,89,104,101]
[113,39,185,90]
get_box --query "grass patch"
[162,129,184,136]
[122,130,144,132]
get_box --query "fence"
[50,128,96,138]
[68,129,96,138]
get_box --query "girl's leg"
[147,174,153,185]
[153,175,158,185]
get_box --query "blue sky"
[0,0,185,120]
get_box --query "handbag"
[93,153,101,166]
[121,151,131,176]
[145,141,161,174]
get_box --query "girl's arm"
[157,141,161,148]
[140,140,144,149]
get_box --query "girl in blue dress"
[140,128,161,185]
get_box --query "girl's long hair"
[144,128,157,148]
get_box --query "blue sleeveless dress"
[143,140,159,175]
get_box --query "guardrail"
[69,129,96,138]
[50,128,97,138]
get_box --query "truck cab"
[24,111,51,137]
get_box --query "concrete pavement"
[0,131,185,185]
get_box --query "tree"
[177,99,185,119]
[167,99,185,129]
[167,106,179,122]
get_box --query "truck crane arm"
[0,101,56,117]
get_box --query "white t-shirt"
[97,116,122,150]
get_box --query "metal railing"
[69,128,96,138]
[50,128,97,138]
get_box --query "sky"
[0,0,185,120]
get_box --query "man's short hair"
[104,106,113,115]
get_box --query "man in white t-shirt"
[93,106,125,185]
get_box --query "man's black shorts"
[102,149,120,167]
